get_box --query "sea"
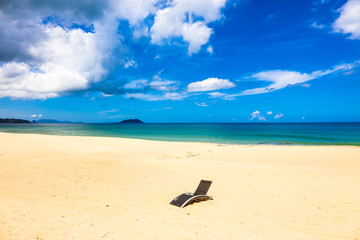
[0,122,360,146]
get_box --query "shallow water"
[1,122,360,146]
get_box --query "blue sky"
[0,0,359,123]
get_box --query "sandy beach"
[0,132,359,240]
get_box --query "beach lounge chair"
[169,180,213,208]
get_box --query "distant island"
[36,119,83,124]
[0,118,142,124]
[118,119,144,124]
[0,118,31,123]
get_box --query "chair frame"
[169,180,213,208]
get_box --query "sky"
[0,0,359,123]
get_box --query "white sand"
[0,132,359,240]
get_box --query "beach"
[0,132,359,240]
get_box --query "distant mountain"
[0,118,31,123]
[36,119,83,124]
[118,119,144,124]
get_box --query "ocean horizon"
[1,122,360,146]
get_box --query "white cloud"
[311,21,326,29]
[98,109,119,114]
[123,78,178,91]
[274,113,284,119]
[150,0,227,54]
[182,22,212,55]
[125,92,187,101]
[237,61,359,96]
[207,91,235,100]
[208,92,226,98]
[199,61,360,101]
[301,83,311,87]
[31,114,37,118]
[149,70,179,91]
[187,78,235,92]
[0,0,230,100]
[124,59,137,68]
[164,92,188,100]
[333,0,360,39]
[0,25,106,99]
[150,80,179,91]
[123,79,149,89]
[100,92,114,97]
[207,45,214,54]
[112,0,158,26]
[125,93,156,101]
[250,111,266,121]
[195,102,208,107]
[243,70,313,95]
[266,111,273,115]
[132,26,150,39]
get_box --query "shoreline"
[0,131,359,147]
[1,132,360,240]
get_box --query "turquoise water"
[0,123,360,146]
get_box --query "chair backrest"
[194,180,212,196]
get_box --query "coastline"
[1,122,360,146]
[1,129,360,147]
[0,132,360,240]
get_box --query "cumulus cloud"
[250,111,266,121]
[182,22,213,54]
[0,0,113,62]
[0,1,118,99]
[0,0,229,100]
[274,113,284,119]
[187,78,235,92]
[333,0,360,39]
[0,26,106,99]
[111,0,158,26]
[150,0,227,54]
[266,111,273,115]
